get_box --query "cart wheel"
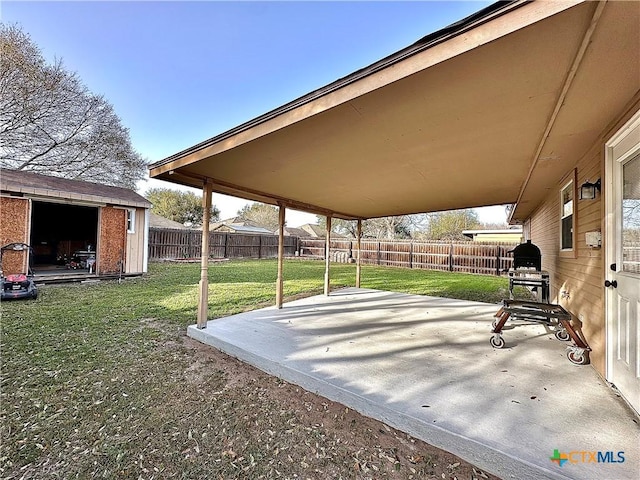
[567,350,589,365]
[490,335,505,349]
[491,319,498,330]
[555,329,570,342]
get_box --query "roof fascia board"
[150,0,583,176]
[10,189,147,209]
[167,170,361,220]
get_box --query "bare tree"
[0,24,146,189]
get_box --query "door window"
[622,154,640,274]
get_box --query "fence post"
[496,246,501,276]
[409,242,413,269]
[377,242,381,265]
[449,243,454,272]
[258,235,262,259]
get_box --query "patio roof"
[149,0,639,223]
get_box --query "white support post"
[197,180,213,329]
[324,216,332,296]
[356,219,362,288]
[276,205,286,309]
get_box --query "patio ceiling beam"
[511,0,606,222]
[164,170,362,221]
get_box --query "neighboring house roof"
[298,224,347,239]
[0,169,151,208]
[281,227,311,237]
[212,224,273,234]
[300,224,325,238]
[149,212,190,229]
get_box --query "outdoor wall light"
[580,178,601,200]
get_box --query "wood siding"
[125,208,146,274]
[98,206,126,274]
[0,196,30,275]
[528,98,640,376]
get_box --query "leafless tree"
[0,24,146,189]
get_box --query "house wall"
[0,196,30,275]
[528,98,640,376]
[98,206,126,274]
[471,233,523,243]
[125,207,147,274]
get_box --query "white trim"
[559,178,574,251]
[143,209,150,273]
[126,209,136,234]
[604,108,640,380]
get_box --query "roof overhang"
[149,0,640,222]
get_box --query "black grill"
[510,240,541,271]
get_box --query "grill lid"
[509,240,542,270]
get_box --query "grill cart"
[490,240,591,365]
[1,243,38,301]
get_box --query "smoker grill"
[490,240,592,365]
[507,240,549,303]
[510,240,542,271]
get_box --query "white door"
[606,112,640,414]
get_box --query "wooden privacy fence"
[149,228,517,276]
[300,238,517,276]
[149,228,298,260]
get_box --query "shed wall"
[0,196,30,275]
[98,206,126,274]
[125,207,146,274]
[528,98,640,376]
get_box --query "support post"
[276,205,286,308]
[324,216,332,296]
[356,219,362,288]
[197,180,213,329]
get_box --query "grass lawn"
[1,259,506,479]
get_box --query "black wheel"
[490,335,505,349]
[491,319,498,330]
[567,350,589,365]
[555,329,570,341]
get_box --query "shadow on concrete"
[188,287,640,480]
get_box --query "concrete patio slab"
[188,288,639,480]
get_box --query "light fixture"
[580,178,601,200]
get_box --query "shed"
[0,169,151,278]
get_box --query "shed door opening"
[30,201,98,273]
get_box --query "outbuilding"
[0,169,151,279]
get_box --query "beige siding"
[528,98,640,377]
[125,208,147,274]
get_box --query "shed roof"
[149,0,639,223]
[1,169,151,209]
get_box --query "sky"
[2,0,508,227]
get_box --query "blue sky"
[2,0,507,225]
